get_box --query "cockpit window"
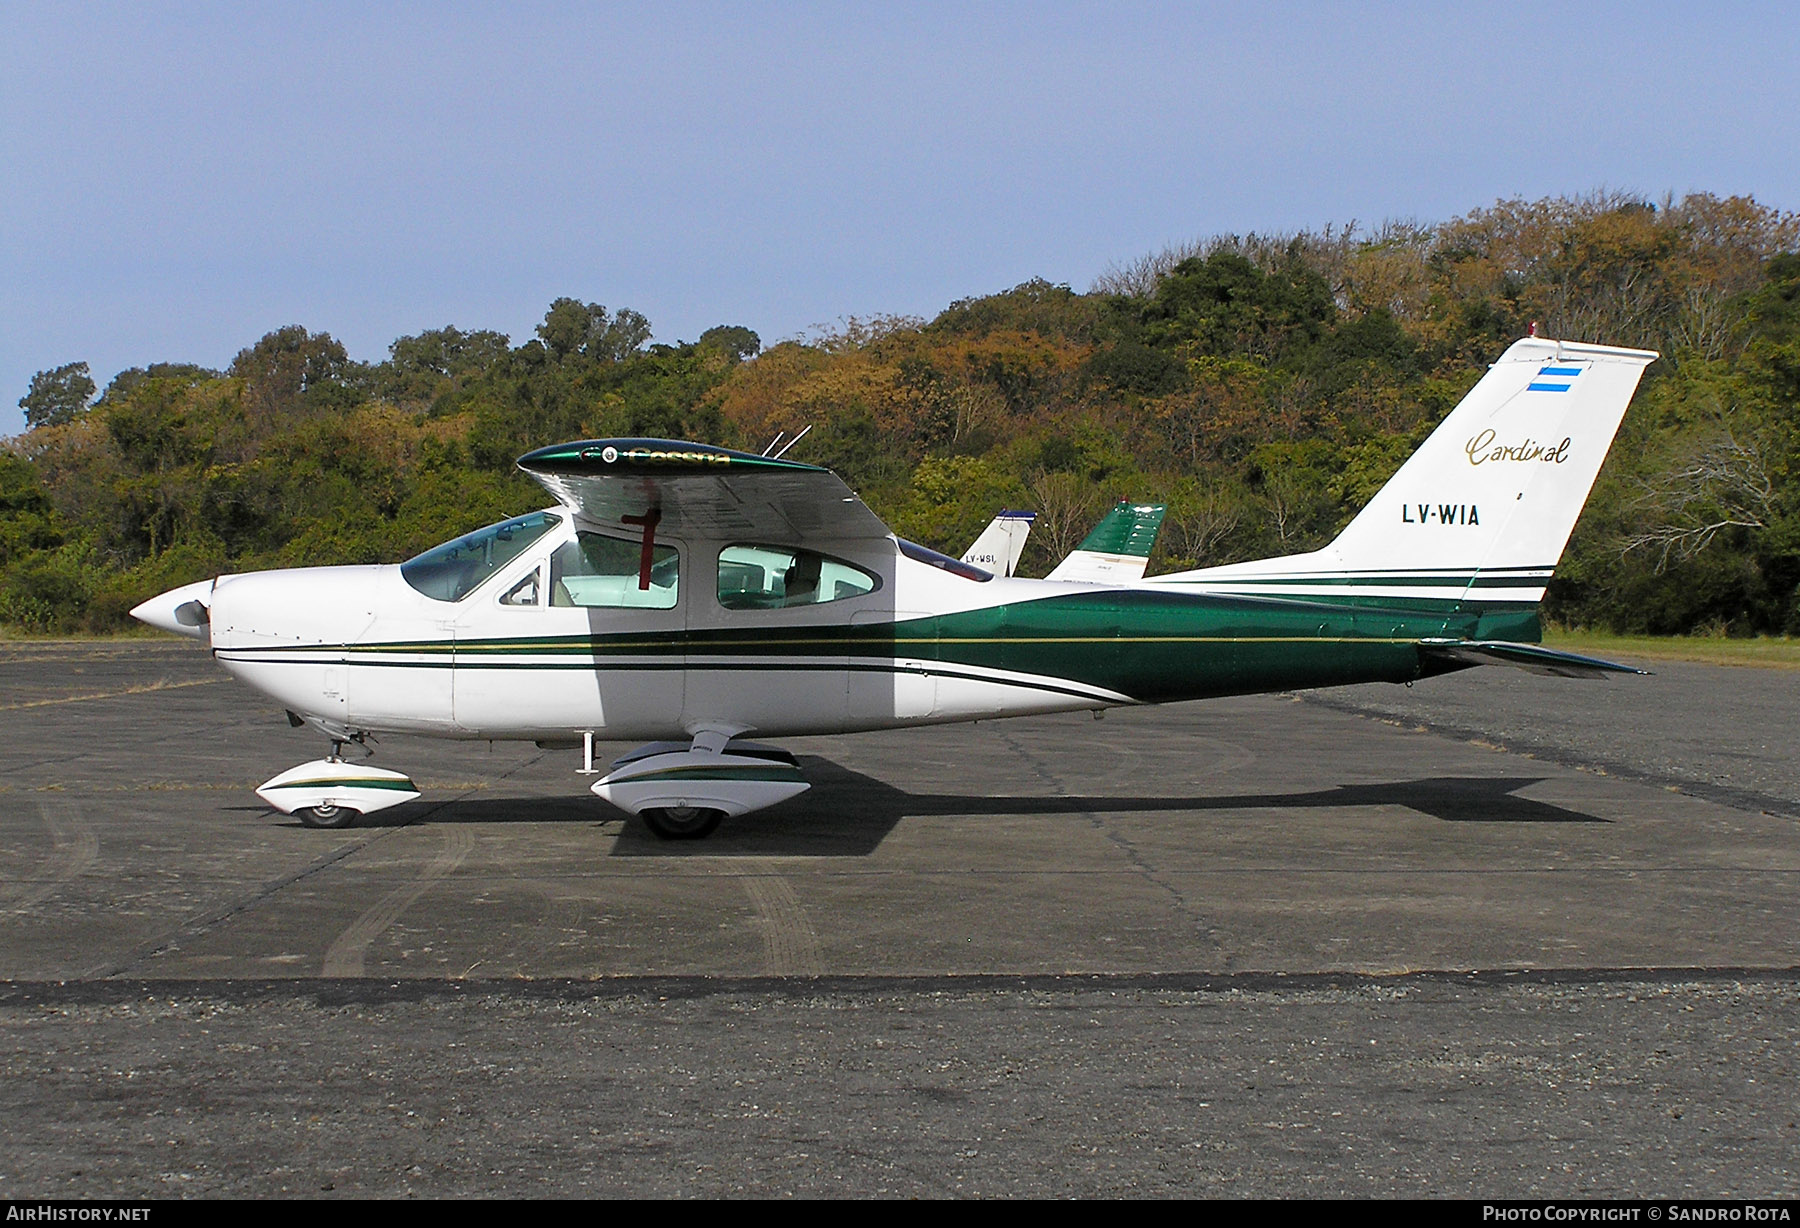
[402,512,559,601]
[499,569,541,607]
[718,545,880,609]
[551,532,680,609]
[898,538,992,582]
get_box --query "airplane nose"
[129,579,215,640]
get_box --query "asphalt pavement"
[0,639,1794,1197]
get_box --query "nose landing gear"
[255,749,420,829]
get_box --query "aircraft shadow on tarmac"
[326,757,1607,857]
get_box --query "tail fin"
[961,510,1035,577]
[1326,337,1657,587]
[1048,501,1167,583]
[1155,336,1656,607]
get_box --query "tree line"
[5,191,1798,636]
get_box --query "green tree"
[100,364,219,404]
[1142,250,1336,361]
[698,325,761,363]
[378,326,511,407]
[0,452,66,565]
[927,278,1105,343]
[230,326,354,420]
[19,361,96,429]
[536,298,652,364]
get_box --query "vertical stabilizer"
[1325,337,1656,585]
[1153,337,1656,608]
[1048,501,1168,583]
[962,510,1036,577]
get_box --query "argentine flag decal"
[1527,364,1584,393]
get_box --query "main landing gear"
[638,805,728,840]
[589,729,811,841]
[258,726,810,841]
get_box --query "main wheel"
[295,802,360,830]
[640,806,726,840]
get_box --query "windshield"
[401,512,559,601]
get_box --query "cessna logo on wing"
[1465,430,1571,466]
[623,448,731,465]
[584,446,732,466]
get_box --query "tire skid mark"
[0,677,224,711]
[1,798,99,914]
[322,825,478,977]
[94,751,547,979]
[740,873,824,976]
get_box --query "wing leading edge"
[517,439,895,541]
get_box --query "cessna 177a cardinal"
[133,336,1657,839]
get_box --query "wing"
[517,439,895,542]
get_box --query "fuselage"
[189,507,1531,743]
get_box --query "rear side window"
[717,545,879,609]
[401,513,558,601]
[898,538,992,581]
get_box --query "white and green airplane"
[133,335,1657,839]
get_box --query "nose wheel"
[256,757,420,825]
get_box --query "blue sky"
[5,2,1798,435]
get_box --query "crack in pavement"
[995,727,1231,964]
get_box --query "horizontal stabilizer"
[1417,638,1649,679]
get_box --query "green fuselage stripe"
[218,589,1540,704]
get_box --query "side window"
[717,545,878,610]
[498,568,541,607]
[550,532,679,610]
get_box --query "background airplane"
[134,336,1657,838]
[1046,502,1166,583]
[960,510,1035,577]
